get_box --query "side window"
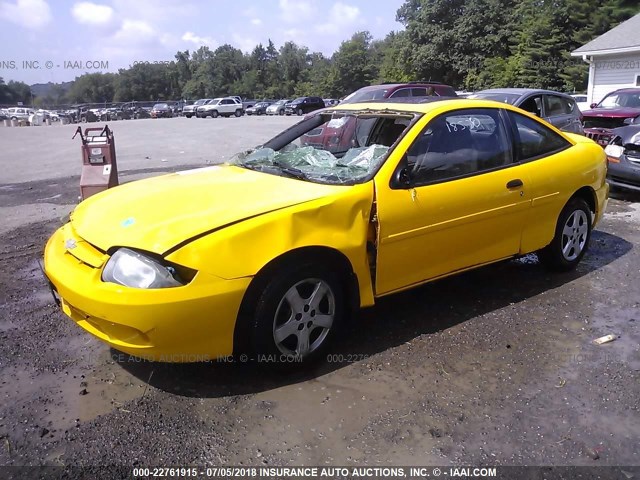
[406,108,512,185]
[390,88,410,98]
[508,111,571,161]
[544,95,568,117]
[519,95,543,117]
[564,98,577,114]
[411,87,427,97]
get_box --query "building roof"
[572,13,640,57]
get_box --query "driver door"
[374,108,532,295]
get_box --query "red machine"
[74,125,119,200]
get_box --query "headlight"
[102,248,191,289]
[604,144,624,159]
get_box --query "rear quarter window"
[508,111,571,161]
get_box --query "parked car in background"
[571,94,589,111]
[170,102,184,116]
[150,103,173,118]
[246,101,273,115]
[69,106,98,123]
[581,88,640,145]
[470,88,583,134]
[43,98,608,366]
[285,97,325,116]
[341,82,457,105]
[197,97,244,118]
[0,108,8,120]
[183,99,211,118]
[266,99,291,115]
[6,107,35,121]
[604,125,640,192]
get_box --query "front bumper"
[43,224,251,362]
[584,127,614,146]
[607,153,640,192]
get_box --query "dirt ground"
[0,118,638,470]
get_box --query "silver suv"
[6,107,35,121]
[183,99,211,118]
[196,97,244,118]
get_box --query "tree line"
[1,0,637,107]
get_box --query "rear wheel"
[247,262,346,366]
[297,108,303,116]
[538,197,592,271]
[211,110,218,118]
[235,109,242,117]
[279,110,284,116]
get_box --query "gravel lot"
[0,117,638,471]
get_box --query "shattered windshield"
[230,111,416,185]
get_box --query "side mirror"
[590,103,597,109]
[396,167,413,188]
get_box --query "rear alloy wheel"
[539,197,592,271]
[297,108,303,116]
[249,263,345,365]
[211,110,218,118]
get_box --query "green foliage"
[0,78,33,105]
[397,0,637,92]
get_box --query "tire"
[297,108,303,116]
[279,110,284,116]
[211,110,218,118]
[538,197,592,271]
[235,109,242,117]
[246,262,346,366]
[185,114,192,118]
[81,116,87,123]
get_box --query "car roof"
[476,88,572,97]
[329,97,516,115]
[608,88,640,94]
[357,82,445,91]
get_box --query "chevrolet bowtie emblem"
[65,239,77,249]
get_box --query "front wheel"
[538,197,592,271]
[279,110,284,116]
[248,263,345,365]
[235,109,242,117]
[297,108,303,116]
[211,110,218,118]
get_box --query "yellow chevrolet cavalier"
[44,99,608,364]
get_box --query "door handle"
[506,179,523,189]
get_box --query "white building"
[571,13,640,105]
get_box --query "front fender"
[165,182,376,307]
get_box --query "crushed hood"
[71,164,346,254]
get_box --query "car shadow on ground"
[609,187,640,202]
[115,230,632,398]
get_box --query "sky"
[0,0,406,85]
